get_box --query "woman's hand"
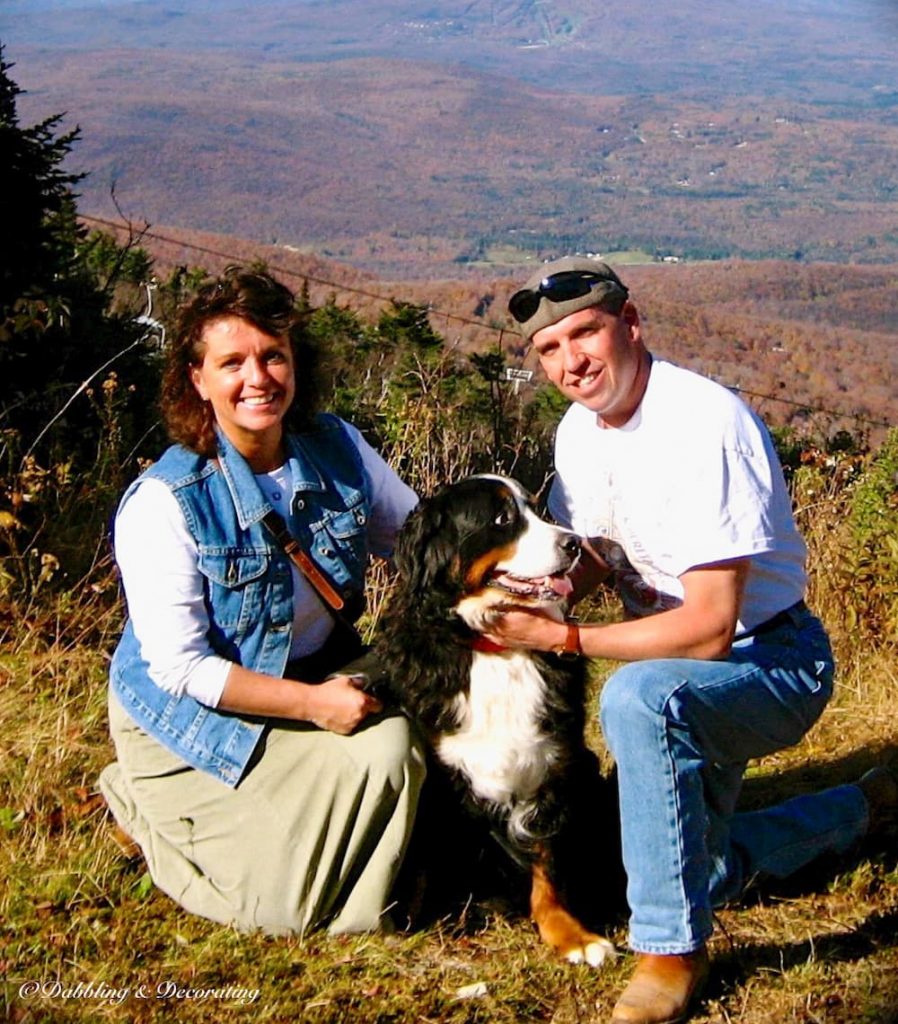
[218,665,382,733]
[304,675,383,735]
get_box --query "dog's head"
[393,475,580,632]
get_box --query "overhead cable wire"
[80,215,895,432]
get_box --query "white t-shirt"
[115,421,417,707]
[547,358,806,634]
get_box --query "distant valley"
[5,0,898,277]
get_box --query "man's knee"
[599,660,684,735]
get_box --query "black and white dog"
[378,475,621,966]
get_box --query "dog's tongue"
[490,571,575,597]
[543,574,574,597]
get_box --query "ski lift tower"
[135,280,165,346]
[504,367,533,394]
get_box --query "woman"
[100,266,425,935]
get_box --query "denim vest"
[110,414,371,787]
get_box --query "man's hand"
[484,608,569,652]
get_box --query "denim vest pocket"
[197,548,270,635]
[318,501,368,574]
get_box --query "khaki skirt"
[100,689,425,935]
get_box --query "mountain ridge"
[96,217,897,439]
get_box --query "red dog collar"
[470,636,508,654]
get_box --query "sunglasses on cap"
[507,270,628,324]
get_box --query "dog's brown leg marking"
[530,859,617,967]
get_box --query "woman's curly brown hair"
[160,266,322,456]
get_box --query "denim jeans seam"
[629,936,712,955]
[664,681,714,953]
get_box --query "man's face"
[530,303,649,426]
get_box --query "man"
[490,256,897,1024]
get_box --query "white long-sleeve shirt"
[114,423,417,707]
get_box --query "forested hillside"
[88,217,898,442]
[6,0,898,277]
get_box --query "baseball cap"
[508,257,629,341]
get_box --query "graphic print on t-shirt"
[592,536,682,618]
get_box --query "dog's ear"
[394,495,460,595]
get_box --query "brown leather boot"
[109,823,142,860]
[610,947,709,1024]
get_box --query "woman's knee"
[349,712,426,787]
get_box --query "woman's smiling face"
[189,315,296,467]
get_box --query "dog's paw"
[564,936,618,968]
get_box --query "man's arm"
[487,557,749,662]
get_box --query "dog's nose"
[561,535,580,559]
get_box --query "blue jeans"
[599,606,868,954]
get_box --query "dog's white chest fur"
[435,651,561,838]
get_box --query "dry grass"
[2,467,898,1024]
